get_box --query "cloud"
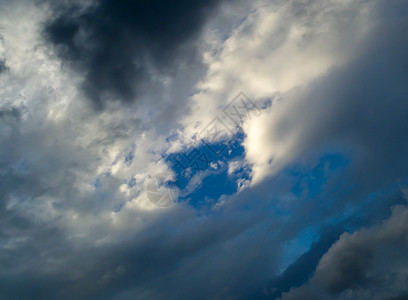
[0,0,408,299]
[178,0,372,141]
[242,0,408,185]
[280,197,408,300]
[43,0,224,109]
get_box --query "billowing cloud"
[44,0,224,109]
[241,0,408,185]
[0,0,407,299]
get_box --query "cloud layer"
[0,0,407,299]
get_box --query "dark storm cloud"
[44,0,223,108]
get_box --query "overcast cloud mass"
[0,0,408,299]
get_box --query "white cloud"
[179,0,371,143]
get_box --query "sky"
[0,0,408,299]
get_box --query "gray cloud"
[1,0,408,299]
[280,199,408,300]
[43,0,223,109]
